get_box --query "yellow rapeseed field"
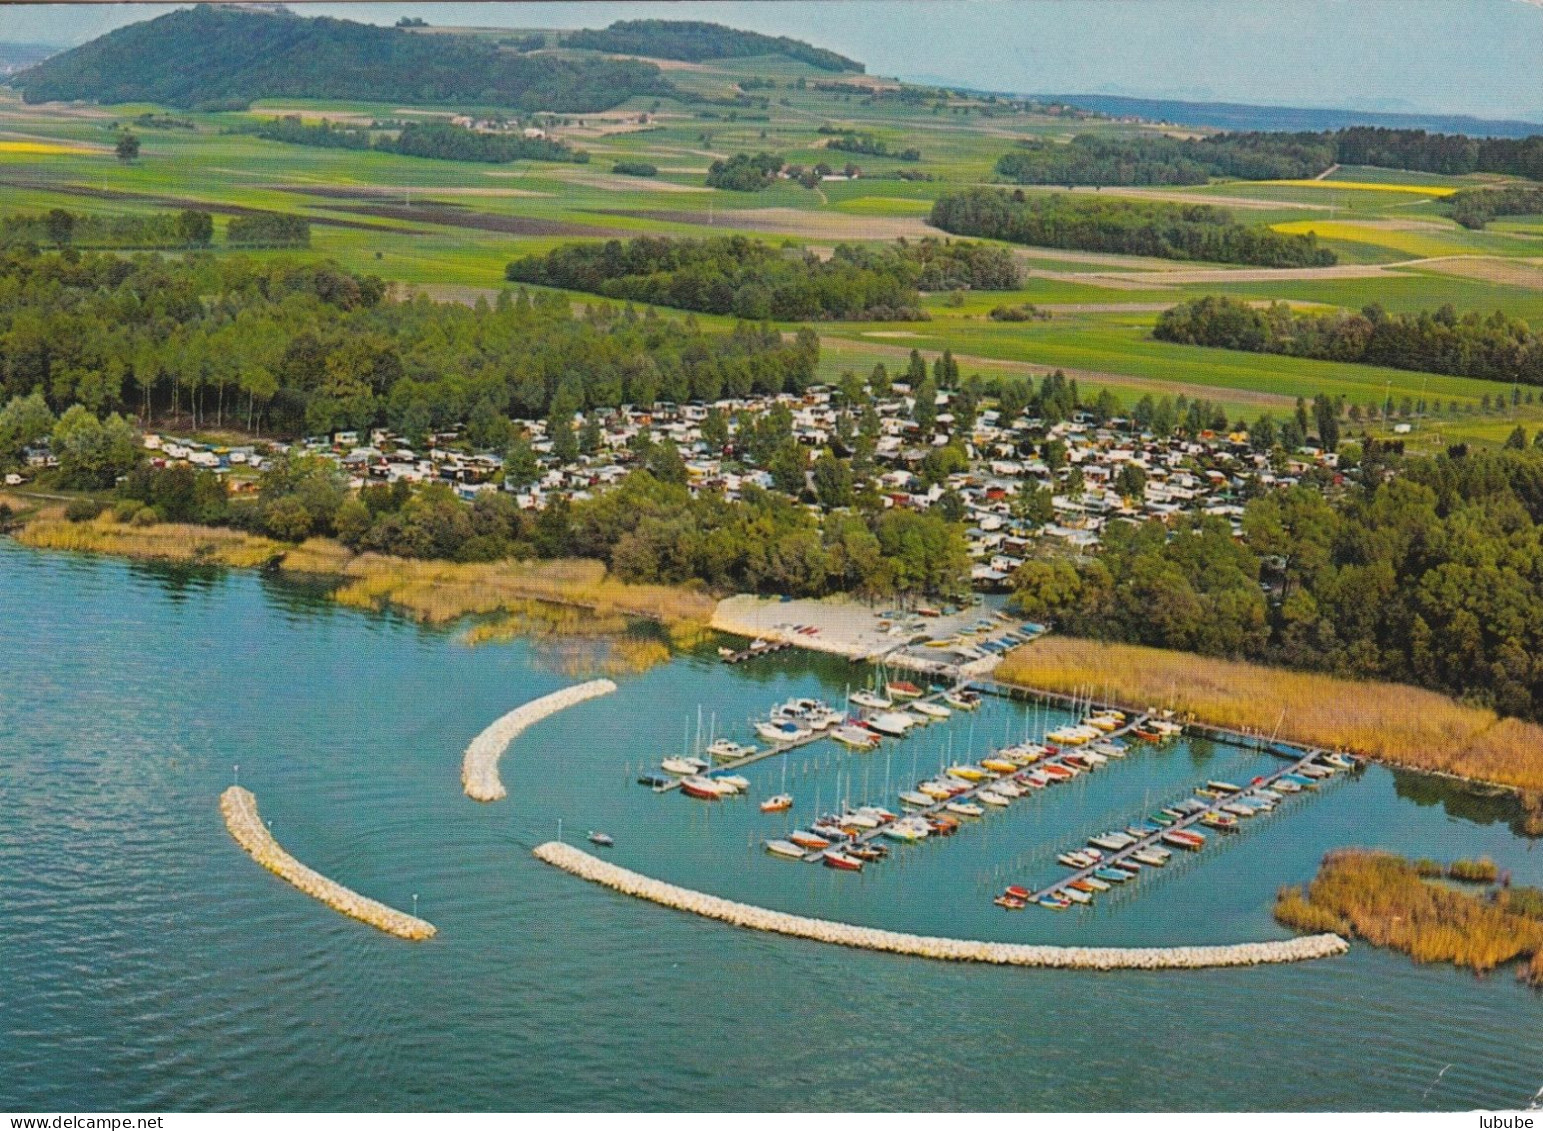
[1261,179,1459,196]
[0,140,97,156]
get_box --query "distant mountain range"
[1035,94,1543,140]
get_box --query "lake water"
[2,540,1541,1112]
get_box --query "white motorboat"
[911,701,951,720]
[708,739,757,762]
[977,790,1010,807]
[661,755,709,776]
[865,712,915,738]
[755,719,808,744]
[849,689,892,710]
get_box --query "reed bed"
[1275,850,1543,983]
[15,515,287,569]
[997,638,1543,793]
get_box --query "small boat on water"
[822,849,864,872]
[1089,832,1136,852]
[1221,802,1256,818]
[944,691,980,711]
[1094,867,1130,884]
[948,764,991,782]
[1273,777,1304,793]
[981,758,1018,774]
[1060,887,1092,904]
[718,774,750,792]
[882,822,926,843]
[992,781,1026,798]
[637,773,673,788]
[977,790,1011,807]
[1080,875,1112,892]
[916,781,954,800]
[886,680,924,700]
[755,719,809,744]
[899,790,933,808]
[849,689,892,710]
[865,712,915,738]
[1040,762,1077,781]
[708,739,757,762]
[680,776,726,800]
[841,811,880,829]
[1149,811,1176,826]
[588,831,614,847]
[1132,849,1170,867]
[946,801,985,818]
[832,725,880,750]
[661,755,709,776]
[858,806,898,823]
[911,700,951,721]
[1058,851,1094,868]
[788,830,832,850]
[1194,787,1225,800]
[1200,812,1238,831]
[1039,895,1071,910]
[1207,780,1243,794]
[1162,829,1206,850]
[760,793,793,813]
[765,839,805,859]
[994,894,1028,910]
[926,816,959,836]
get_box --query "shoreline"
[533,840,1350,970]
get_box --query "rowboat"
[788,830,832,850]
[849,689,892,710]
[822,849,864,872]
[977,790,1010,807]
[946,801,985,818]
[898,790,933,808]
[912,701,951,720]
[759,793,793,812]
[764,839,805,859]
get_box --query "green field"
[1,43,1539,443]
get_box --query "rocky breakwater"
[533,841,1348,970]
[220,786,436,941]
[461,679,617,802]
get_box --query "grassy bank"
[12,514,715,629]
[1276,850,1543,984]
[996,637,1543,795]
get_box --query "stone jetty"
[461,679,617,802]
[533,841,1349,970]
[220,786,436,941]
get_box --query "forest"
[0,249,818,440]
[821,131,921,162]
[9,5,672,113]
[238,117,588,164]
[1447,185,1543,230]
[560,19,864,73]
[994,127,1543,187]
[929,189,1336,268]
[1153,295,1543,386]
[505,235,1020,320]
[704,152,785,191]
[1009,445,1543,722]
[0,208,213,250]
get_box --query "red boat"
[822,849,864,871]
[926,817,960,836]
[1005,885,1032,900]
[1039,763,1075,781]
[788,830,831,850]
[679,778,722,800]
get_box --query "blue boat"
[1094,867,1130,884]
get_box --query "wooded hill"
[8,5,671,113]
[561,20,863,72]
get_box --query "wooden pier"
[720,639,793,665]
[1021,745,1333,905]
[799,711,1153,862]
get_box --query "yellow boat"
[918,782,954,799]
[948,764,990,781]
[981,758,1018,774]
[1086,716,1120,733]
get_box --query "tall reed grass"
[997,638,1543,792]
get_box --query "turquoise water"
[2,540,1541,1112]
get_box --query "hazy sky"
[6,1,1541,121]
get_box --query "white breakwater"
[220,787,436,941]
[461,679,617,802]
[533,841,1349,970]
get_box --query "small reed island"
[461,679,618,802]
[535,840,1349,970]
[220,786,436,941]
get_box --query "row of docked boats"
[1031,751,1359,909]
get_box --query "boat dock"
[1021,745,1331,905]
[798,710,1153,862]
[721,640,794,665]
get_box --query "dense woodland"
[1154,295,1543,386]
[704,152,785,191]
[821,131,921,162]
[1011,446,1543,723]
[929,189,1336,268]
[0,250,817,441]
[560,19,864,72]
[994,127,1543,186]
[505,235,1021,320]
[10,5,671,112]
[1448,186,1543,230]
[238,116,587,164]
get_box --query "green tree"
[549,412,579,463]
[1504,424,1528,450]
[913,376,938,432]
[51,406,140,488]
[1115,463,1147,500]
[115,131,140,163]
[700,407,729,452]
[0,392,56,469]
[812,449,854,509]
[504,431,540,489]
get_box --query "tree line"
[0,208,213,251]
[705,152,784,191]
[0,249,819,440]
[929,189,1336,268]
[819,130,920,162]
[1448,186,1543,230]
[236,117,588,164]
[1010,445,1543,723]
[1154,295,1543,386]
[993,127,1543,187]
[505,235,1021,321]
[560,19,864,73]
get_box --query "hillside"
[7,5,671,112]
[562,19,863,72]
